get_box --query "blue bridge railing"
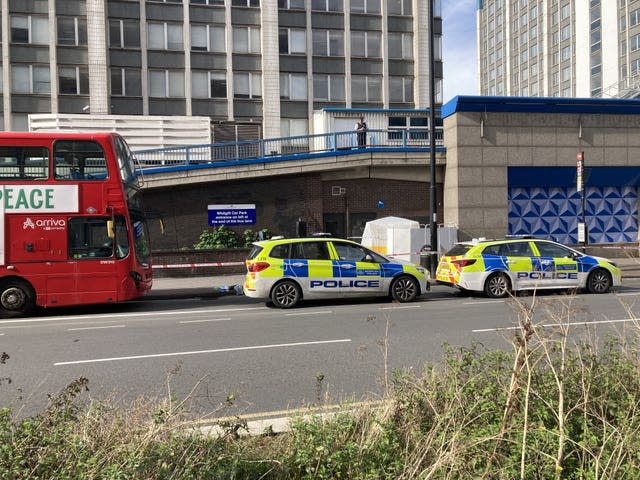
[134,128,444,169]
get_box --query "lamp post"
[428,0,438,275]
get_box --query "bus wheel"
[0,280,36,317]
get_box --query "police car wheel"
[587,269,612,294]
[390,276,419,303]
[484,272,510,298]
[0,279,36,317]
[271,280,302,308]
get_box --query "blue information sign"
[208,204,256,226]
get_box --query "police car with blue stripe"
[243,236,429,308]
[436,237,622,298]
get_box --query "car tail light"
[247,261,270,273]
[451,258,477,268]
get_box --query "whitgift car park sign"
[0,185,78,264]
[208,204,256,226]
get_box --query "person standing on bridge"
[355,115,368,147]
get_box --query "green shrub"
[193,226,271,249]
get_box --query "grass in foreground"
[2,295,640,479]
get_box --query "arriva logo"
[23,218,66,230]
[36,218,66,228]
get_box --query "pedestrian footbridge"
[134,129,445,189]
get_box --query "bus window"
[131,214,151,267]
[68,217,115,259]
[114,135,137,185]
[114,216,130,259]
[54,140,107,180]
[0,146,49,180]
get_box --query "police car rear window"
[445,244,473,256]
[247,245,264,260]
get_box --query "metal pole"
[428,0,438,275]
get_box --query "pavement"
[146,256,640,300]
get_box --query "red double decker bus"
[0,132,152,316]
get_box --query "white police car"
[243,237,429,308]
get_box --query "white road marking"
[0,306,268,325]
[54,338,352,366]
[68,325,126,332]
[616,292,640,297]
[473,317,640,333]
[464,300,504,305]
[380,305,422,310]
[285,310,333,316]
[179,318,231,324]
[0,333,4,336]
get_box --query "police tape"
[152,261,245,269]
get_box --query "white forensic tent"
[361,216,423,264]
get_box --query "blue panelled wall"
[508,167,640,244]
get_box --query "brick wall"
[143,173,439,250]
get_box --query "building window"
[630,8,640,27]
[59,66,89,95]
[232,0,260,6]
[191,24,225,52]
[234,72,261,99]
[631,58,640,75]
[561,45,571,60]
[351,31,381,58]
[10,15,48,44]
[351,0,380,14]
[148,22,183,50]
[11,65,50,94]
[561,24,570,40]
[191,0,225,4]
[278,0,305,8]
[389,77,413,103]
[192,71,227,98]
[109,19,140,48]
[110,68,142,96]
[232,26,260,54]
[312,0,343,12]
[149,70,185,97]
[561,3,570,19]
[352,75,382,102]
[313,74,345,101]
[561,66,571,82]
[280,118,308,137]
[388,116,428,140]
[279,28,307,54]
[388,0,411,15]
[280,73,307,100]
[312,29,344,56]
[57,17,87,46]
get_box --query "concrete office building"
[0,0,443,140]
[477,0,640,98]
